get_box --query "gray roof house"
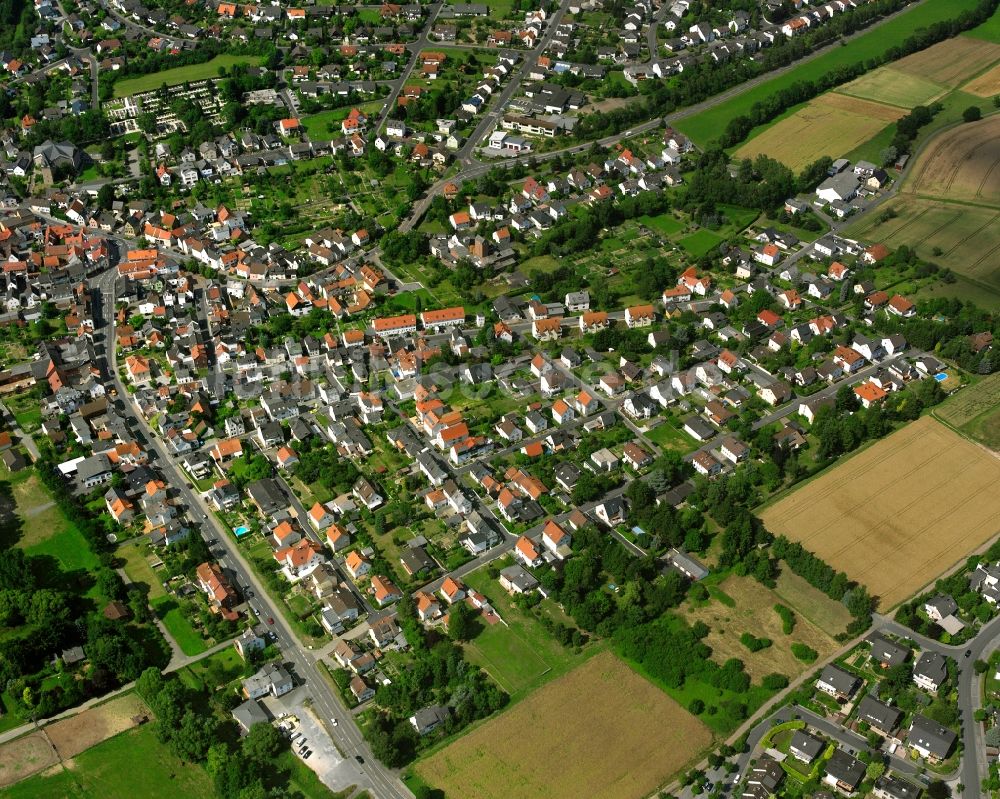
[410,704,450,735]
[816,664,861,699]
[868,634,910,669]
[242,663,294,700]
[856,695,902,735]
[873,774,922,799]
[913,651,948,692]
[823,749,865,794]
[789,729,825,763]
[923,594,958,621]
[232,698,269,733]
[907,714,956,762]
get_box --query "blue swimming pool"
[234,525,250,536]
[934,372,948,382]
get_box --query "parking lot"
[263,686,365,793]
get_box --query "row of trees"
[713,0,999,149]
[573,0,946,142]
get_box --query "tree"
[97,183,115,210]
[447,600,478,641]
[242,721,283,763]
[172,709,216,762]
[962,106,982,123]
[927,780,950,799]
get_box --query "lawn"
[759,416,1000,609]
[462,565,596,699]
[113,55,264,98]
[299,102,388,138]
[3,724,215,799]
[118,542,167,600]
[150,596,208,657]
[16,474,99,576]
[717,204,760,233]
[520,254,565,274]
[416,651,712,799]
[675,0,985,145]
[176,647,244,692]
[679,229,724,257]
[639,212,686,237]
[644,419,699,453]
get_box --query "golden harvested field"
[892,37,1000,87]
[733,94,904,172]
[416,651,711,799]
[905,115,1000,206]
[0,732,58,787]
[45,694,151,760]
[680,575,840,681]
[836,67,947,108]
[760,417,1000,609]
[963,64,1000,97]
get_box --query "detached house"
[816,664,860,700]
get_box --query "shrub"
[791,643,818,662]
[774,604,796,635]
[740,632,773,652]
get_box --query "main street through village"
[7,0,996,794]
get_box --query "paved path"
[0,635,236,748]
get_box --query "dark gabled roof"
[913,651,948,685]
[790,729,824,758]
[856,695,902,731]
[867,633,910,667]
[825,749,865,787]
[818,664,860,695]
[908,714,957,759]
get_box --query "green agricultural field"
[150,596,208,657]
[462,566,597,700]
[3,725,215,799]
[844,196,1000,296]
[964,6,1000,43]
[679,229,724,257]
[113,55,264,98]
[639,212,685,237]
[835,67,947,108]
[934,373,1000,450]
[842,120,897,166]
[675,0,984,145]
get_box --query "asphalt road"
[93,268,410,799]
